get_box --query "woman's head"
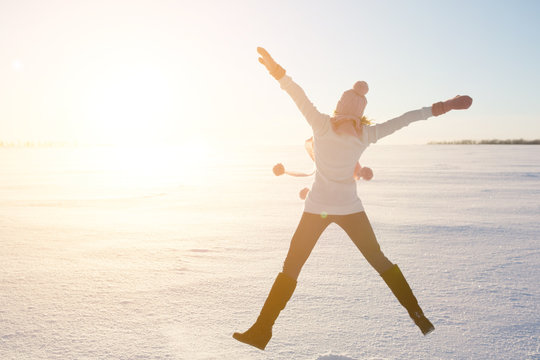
[334,81,368,119]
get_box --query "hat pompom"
[360,166,373,181]
[272,163,285,176]
[353,81,368,96]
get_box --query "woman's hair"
[333,111,373,126]
[360,115,372,126]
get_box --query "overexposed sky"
[1,0,539,145]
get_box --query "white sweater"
[279,75,433,215]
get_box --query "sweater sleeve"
[367,107,433,144]
[278,75,329,135]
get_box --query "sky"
[1,0,539,146]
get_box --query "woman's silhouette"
[233,47,472,350]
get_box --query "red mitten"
[432,95,473,116]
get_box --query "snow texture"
[1,145,539,359]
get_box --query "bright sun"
[80,59,215,187]
[85,63,176,146]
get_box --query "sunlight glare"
[101,140,213,190]
[12,59,24,72]
[85,64,174,145]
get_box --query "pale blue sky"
[1,0,539,145]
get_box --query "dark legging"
[282,211,393,280]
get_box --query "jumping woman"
[233,47,473,350]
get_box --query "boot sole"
[421,325,435,336]
[232,332,268,350]
[415,318,435,336]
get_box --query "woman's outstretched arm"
[367,95,472,143]
[367,107,433,143]
[257,47,329,135]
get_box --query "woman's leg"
[282,212,332,280]
[233,212,330,350]
[334,211,434,335]
[333,211,393,274]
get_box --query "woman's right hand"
[257,47,285,80]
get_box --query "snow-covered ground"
[1,144,539,359]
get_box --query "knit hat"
[334,81,368,118]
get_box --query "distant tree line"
[428,139,540,145]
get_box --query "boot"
[233,272,297,350]
[432,95,473,116]
[381,264,435,335]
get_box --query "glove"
[432,95,473,116]
[257,47,286,80]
